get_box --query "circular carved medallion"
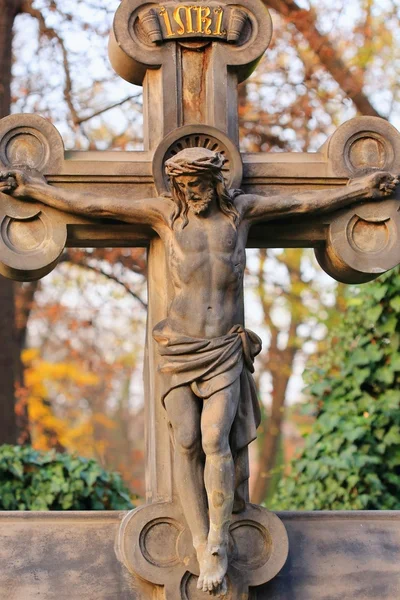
[349,216,390,255]
[1,128,49,171]
[228,504,288,587]
[180,572,232,600]
[315,200,400,284]
[324,116,400,178]
[347,136,387,173]
[118,502,194,585]
[230,520,272,571]
[2,215,47,254]
[0,197,67,283]
[140,517,182,567]
[0,114,64,174]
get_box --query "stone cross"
[0,1,399,599]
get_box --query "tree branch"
[264,0,382,118]
[77,94,142,125]
[59,255,148,310]
[21,0,81,125]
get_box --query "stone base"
[1,511,399,599]
[117,502,288,598]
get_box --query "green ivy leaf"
[0,445,134,511]
[269,267,400,512]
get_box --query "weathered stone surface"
[262,512,400,600]
[0,511,399,599]
[0,513,138,599]
[118,502,289,598]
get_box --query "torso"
[158,206,249,339]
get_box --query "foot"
[197,542,228,595]
[210,577,228,597]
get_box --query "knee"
[202,426,230,456]
[173,425,201,456]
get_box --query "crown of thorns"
[165,148,226,178]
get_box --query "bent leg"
[164,386,208,552]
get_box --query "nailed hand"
[349,171,400,199]
[0,168,46,199]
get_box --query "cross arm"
[0,115,399,285]
[238,116,400,284]
[0,168,171,229]
[240,172,399,223]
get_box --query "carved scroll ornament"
[318,116,400,283]
[0,115,66,281]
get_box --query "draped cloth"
[153,320,262,511]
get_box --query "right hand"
[0,168,46,200]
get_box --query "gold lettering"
[200,7,212,35]
[213,7,224,36]
[184,6,195,33]
[192,6,201,33]
[162,4,225,38]
[159,6,174,37]
[173,6,185,35]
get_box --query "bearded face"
[174,174,216,215]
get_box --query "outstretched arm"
[0,168,170,227]
[241,171,399,223]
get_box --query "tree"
[247,247,341,504]
[0,0,26,444]
[263,0,382,118]
[271,268,400,510]
[0,0,145,446]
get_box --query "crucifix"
[1,1,399,599]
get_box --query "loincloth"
[153,320,262,454]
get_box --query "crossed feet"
[196,541,229,597]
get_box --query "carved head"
[165,148,240,229]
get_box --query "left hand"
[349,171,400,200]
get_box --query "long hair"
[170,170,241,230]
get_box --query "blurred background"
[1,0,399,509]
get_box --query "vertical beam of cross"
[108,0,275,504]
[109,0,272,146]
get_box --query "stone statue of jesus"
[1,150,398,596]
